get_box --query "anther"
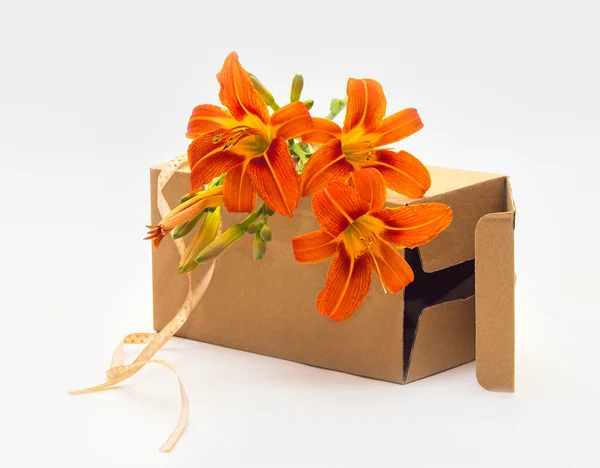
[223,137,235,150]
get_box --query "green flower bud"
[253,232,267,260]
[179,208,221,273]
[265,206,275,216]
[172,212,203,239]
[303,99,314,110]
[259,224,272,242]
[290,74,304,102]
[179,193,194,204]
[250,74,276,108]
[246,220,264,234]
[330,97,347,115]
[195,222,245,264]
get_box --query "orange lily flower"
[185,52,315,217]
[145,185,224,249]
[292,169,452,321]
[300,78,429,198]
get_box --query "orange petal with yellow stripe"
[188,132,245,191]
[311,181,370,237]
[300,139,353,196]
[217,52,269,125]
[372,108,423,147]
[349,168,387,210]
[186,104,238,139]
[369,150,431,198]
[292,229,339,264]
[187,130,226,170]
[317,245,373,321]
[301,117,342,145]
[223,163,257,213]
[247,137,300,217]
[343,78,386,135]
[371,203,453,248]
[371,241,414,293]
[269,101,315,140]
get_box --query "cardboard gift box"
[151,164,516,392]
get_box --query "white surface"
[1,1,599,466]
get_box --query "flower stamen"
[342,140,376,163]
[370,253,388,294]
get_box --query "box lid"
[474,178,516,392]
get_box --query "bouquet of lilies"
[146,52,452,321]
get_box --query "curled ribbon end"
[72,154,211,453]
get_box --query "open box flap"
[405,297,476,383]
[474,178,516,392]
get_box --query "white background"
[1,0,599,466]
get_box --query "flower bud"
[303,99,314,110]
[246,220,264,234]
[179,208,221,273]
[259,224,272,242]
[265,206,275,216]
[253,232,267,260]
[250,74,276,108]
[330,97,347,115]
[172,212,203,239]
[290,74,304,102]
[195,222,245,264]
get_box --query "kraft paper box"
[151,164,516,392]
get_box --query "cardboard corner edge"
[149,165,162,334]
[474,178,516,393]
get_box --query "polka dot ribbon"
[69,155,218,452]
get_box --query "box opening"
[403,248,475,371]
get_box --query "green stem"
[288,139,310,164]
[207,173,226,189]
[239,204,266,230]
[179,173,226,204]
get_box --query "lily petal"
[270,101,314,140]
[188,130,226,171]
[371,241,414,293]
[317,245,373,321]
[186,105,238,139]
[371,203,453,248]
[300,139,354,196]
[189,133,246,191]
[349,168,387,210]
[247,137,300,217]
[343,78,386,135]
[312,181,370,237]
[223,163,257,213]
[292,229,338,264]
[301,117,342,145]
[372,108,423,147]
[217,52,269,126]
[369,149,431,198]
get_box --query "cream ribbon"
[69,155,216,452]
